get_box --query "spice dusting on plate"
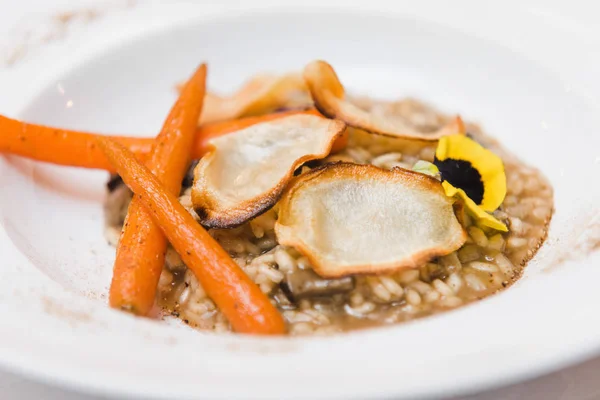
[2,1,137,67]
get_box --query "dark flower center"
[433,157,484,205]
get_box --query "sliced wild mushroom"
[200,73,309,124]
[281,269,355,301]
[275,163,467,278]
[303,60,464,141]
[272,288,296,310]
[181,159,200,189]
[104,184,132,228]
[106,173,124,192]
[108,158,199,195]
[191,114,346,228]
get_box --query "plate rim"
[1,2,600,400]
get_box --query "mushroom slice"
[282,269,355,301]
[192,114,346,228]
[304,60,464,140]
[275,163,467,278]
[200,73,309,124]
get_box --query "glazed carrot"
[0,115,145,170]
[110,64,207,315]
[0,109,347,171]
[97,137,286,334]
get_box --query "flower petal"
[412,160,440,177]
[441,181,508,232]
[435,134,506,212]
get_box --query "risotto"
[104,93,553,335]
[1,59,552,336]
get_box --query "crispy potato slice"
[304,60,464,140]
[200,73,309,124]
[192,114,346,228]
[275,163,467,278]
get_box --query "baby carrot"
[110,64,207,315]
[0,114,145,170]
[97,137,286,334]
[0,109,347,171]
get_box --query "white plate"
[0,2,599,399]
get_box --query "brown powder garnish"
[2,1,138,67]
[546,212,600,269]
[41,295,92,325]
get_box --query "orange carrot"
[97,137,286,334]
[0,109,347,171]
[110,64,207,315]
[0,115,145,170]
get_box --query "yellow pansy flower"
[433,134,508,232]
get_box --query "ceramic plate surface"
[0,2,599,399]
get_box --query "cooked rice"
[105,98,553,335]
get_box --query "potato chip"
[192,114,346,228]
[200,73,309,124]
[275,163,467,277]
[304,60,463,140]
